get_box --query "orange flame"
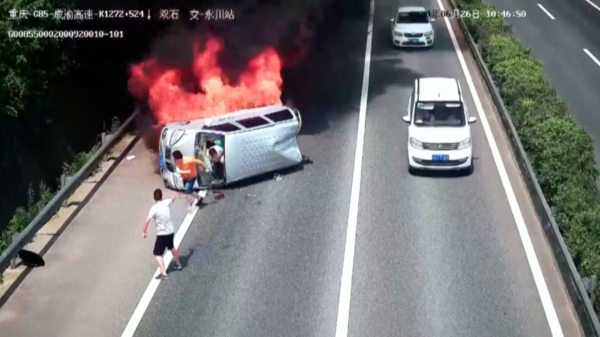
[128,36,283,125]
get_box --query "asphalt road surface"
[0,0,584,336]
[488,0,600,161]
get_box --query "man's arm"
[194,159,208,170]
[176,166,192,174]
[142,217,151,239]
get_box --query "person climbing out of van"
[172,150,207,211]
[207,142,225,183]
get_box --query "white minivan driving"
[402,77,477,173]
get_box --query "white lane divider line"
[121,206,199,337]
[333,0,374,335]
[537,4,556,19]
[583,49,600,67]
[437,0,564,336]
[585,0,600,11]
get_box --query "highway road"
[0,0,585,336]
[488,0,600,161]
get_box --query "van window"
[414,102,466,127]
[265,109,294,122]
[203,123,240,132]
[237,116,269,128]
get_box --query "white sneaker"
[188,199,198,212]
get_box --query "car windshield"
[413,102,466,127]
[396,11,429,24]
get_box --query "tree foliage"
[0,0,74,118]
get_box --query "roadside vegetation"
[0,0,115,266]
[0,0,73,259]
[455,0,600,317]
[0,144,102,257]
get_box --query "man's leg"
[153,237,168,279]
[184,179,199,210]
[166,234,183,270]
[155,256,167,276]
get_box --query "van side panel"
[225,121,303,183]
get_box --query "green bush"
[455,0,600,318]
[459,3,507,52]
[554,178,599,234]
[8,182,54,235]
[0,143,102,264]
[525,117,598,199]
[566,206,600,315]
[485,34,529,68]
[492,59,556,108]
[565,205,600,281]
[62,143,100,177]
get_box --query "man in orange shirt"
[172,150,207,210]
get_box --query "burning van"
[159,105,303,190]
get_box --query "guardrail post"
[582,276,597,302]
[10,233,19,269]
[60,173,74,207]
[101,132,114,147]
[101,132,114,160]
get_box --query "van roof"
[168,105,293,131]
[398,6,426,13]
[416,77,461,102]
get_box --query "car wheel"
[408,166,417,175]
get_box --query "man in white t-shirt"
[207,144,225,181]
[143,188,183,280]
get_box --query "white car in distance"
[403,77,477,174]
[390,6,435,48]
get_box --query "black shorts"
[153,233,175,256]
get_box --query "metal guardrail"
[0,109,140,274]
[446,0,600,334]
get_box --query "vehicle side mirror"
[468,116,477,124]
[390,18,394,23]
[402,115,411,123]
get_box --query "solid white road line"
[333,0,374,336]
[121,206,200,337]
[583,49,600,67]
[537,4,556,19]
[585,0,600,11]
[437,0,564,336]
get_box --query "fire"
[128,37,283,125]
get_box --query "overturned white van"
[158,105,304,190]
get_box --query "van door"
[225,120,303,184]
[195,131,226,187]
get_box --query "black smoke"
[143,0,340,80]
